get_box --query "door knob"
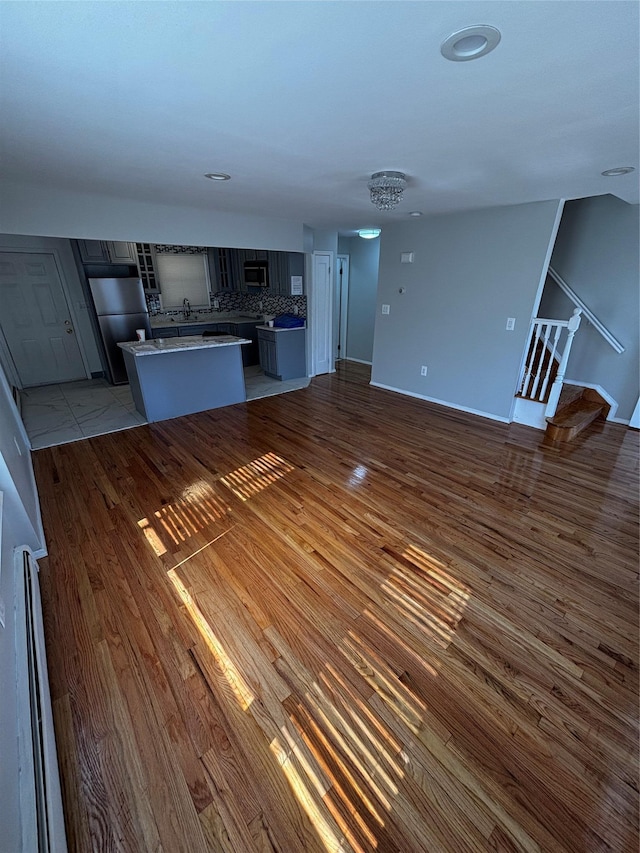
[66,328,73,334]
[64,319,71,325]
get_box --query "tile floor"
[20,367,310,450]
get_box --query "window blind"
[156,253,210,308]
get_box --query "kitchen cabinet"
[257,326,306,380]
[135,243,159,293]
[151,326,181,338]
[235,321,260,367]
[152,320,260,366]
[211,248,240,291]
[211,248,304,295]
[78,240,138,265]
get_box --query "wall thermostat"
[400,252,414,264]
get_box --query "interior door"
[310,251,333,375]
[0,252,87,387]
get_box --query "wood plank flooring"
[35,362,639,852]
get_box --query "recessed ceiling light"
[601,166,635,176]
[441,25,501,62]
[358,229,381,240]
[204,172,231,181]
[409,211,423,217]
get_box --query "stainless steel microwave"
[244,260,269,287]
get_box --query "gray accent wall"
[337,236,380,363]
[541,195,639,421]
[371,200,563,421]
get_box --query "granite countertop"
[118,335,251,356]
[149,313,269,328]
[256,323,306,332]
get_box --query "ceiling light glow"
[358,229,381,239]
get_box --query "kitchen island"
[118,334,250,422]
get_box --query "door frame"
[336,254,350,361]
[0,246,92,388]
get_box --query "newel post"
[545,308,582,419]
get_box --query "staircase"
[545,385,610,442]
[513,267,624,442]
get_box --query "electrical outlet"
[213,298,220,309]
[421,366,428,377]
[506,317,516,331]
[382,304,390,315]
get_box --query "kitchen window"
[155,253,211,308]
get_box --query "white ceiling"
[1,1,638,233]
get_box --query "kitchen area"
[0,238,309,448]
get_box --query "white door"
[0,252,87,386]
[336,254,350,361]
[311,251,333,376]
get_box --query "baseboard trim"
[345,358,373,366]
[370,382,510,424]
[610,417,630,426]
[563,379,618,420]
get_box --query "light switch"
[506,317,516,331]
[400,252,414,264]
[382,304,390,315]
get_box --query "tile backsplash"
[146,289,306,318]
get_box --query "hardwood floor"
[34,362,639,852]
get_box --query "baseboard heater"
[21,550,67,852]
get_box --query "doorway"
[336,254,350,362]
[0,252,87,387]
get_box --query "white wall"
[0,361,46,850]
[371,200,563,421]
[337,236,380,363]
[0,233,103,376]
[541,195,639,421]
[0,179,304,252]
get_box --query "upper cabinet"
[135,243,160,293]
[78,240,138,266]
[211,248,304,294]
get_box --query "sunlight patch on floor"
[167,568,254,710]
[220,452,295,501]
[137,480,231,557]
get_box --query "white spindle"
[539,323,562,401]
[545,309,582,418]
[520,321,542,397]
[517,309,582,409]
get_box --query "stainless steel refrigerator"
[88,277,151,385]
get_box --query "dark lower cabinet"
[257,327,306,380]
[235,322,260,367]
[151,321,261,367]
[150,326,180,338]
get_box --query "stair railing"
[518,308,582,417]
[548,266,624,353]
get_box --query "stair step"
[556,383,586,413]
[546,399,604,442]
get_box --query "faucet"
[183,298,191,320]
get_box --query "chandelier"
[368,171,407,210]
